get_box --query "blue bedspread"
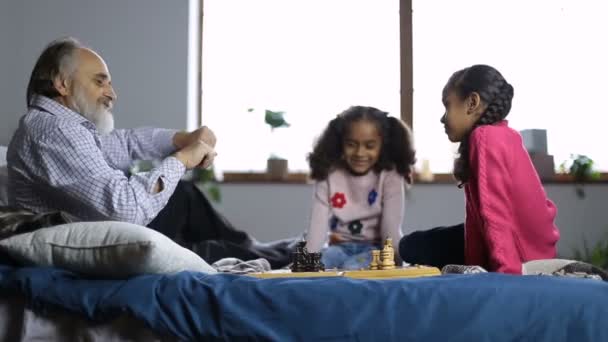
[1,265,607,341]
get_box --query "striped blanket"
[0,206,75,240]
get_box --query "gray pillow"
[0,221,216,278]
[0,146,6,166]
[0,166,7,206]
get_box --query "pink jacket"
[464,121,560,274]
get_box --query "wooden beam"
[400,0,413,128]
[198,0,204,125]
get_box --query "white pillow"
[0,221,216,277]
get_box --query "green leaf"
[573,234,608,270]
[558,160,568,174]
[206,185,222,203]
[192,167,221,203]
[265,109,290,129]
[569,154,596,181]
[129,160,154,175]
[247,108,255,112]
[193,167,216,183]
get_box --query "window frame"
[198,0,608,184]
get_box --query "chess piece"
[291,241,325,272]
[380,238,396,270]
[311,253,325,272]
[304,252,315,272]
[291,241,308,272]
[369,250,380,270]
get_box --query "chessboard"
[253,238,441,279]
[248,265,441,280]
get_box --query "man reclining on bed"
[4,37,294,268]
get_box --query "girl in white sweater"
[306,106,416,269]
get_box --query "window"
[413,0,608,172]
[201,0,400,176]
[202,0,608,177]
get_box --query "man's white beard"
[71,87,115,135]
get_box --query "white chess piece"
[380,238,396,270]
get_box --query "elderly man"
[7,37,225,242]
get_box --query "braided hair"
[308,106,416,182]
[444,65,514,186]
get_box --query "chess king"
[380,238,396,270]
[368,238,396,270]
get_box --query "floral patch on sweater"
[331,192,347,208]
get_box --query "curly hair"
[308,106,416,183]
[26,37,83,106]
[444,65,514,186]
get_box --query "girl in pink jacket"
[400,65,560,274]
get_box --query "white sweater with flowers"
[305,168,405,256]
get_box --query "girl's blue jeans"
[321,242,378,270]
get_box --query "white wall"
[0,0,197,145]
[214,183,608,258]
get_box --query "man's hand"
[173,139,216,169]
[173,126,217,150]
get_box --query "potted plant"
[573,234,608,271]
[192,167,221,203]
[559,154,600,198]
[249,108,291,180]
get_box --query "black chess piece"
[304,252,314,272]
[291,241,308,272]
[290,241,325,272]
[311,253,325,272]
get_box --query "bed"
[1,148,606,341]
[0,295,176,341]
[1,264,607,341]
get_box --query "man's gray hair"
[26,37,83,106]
